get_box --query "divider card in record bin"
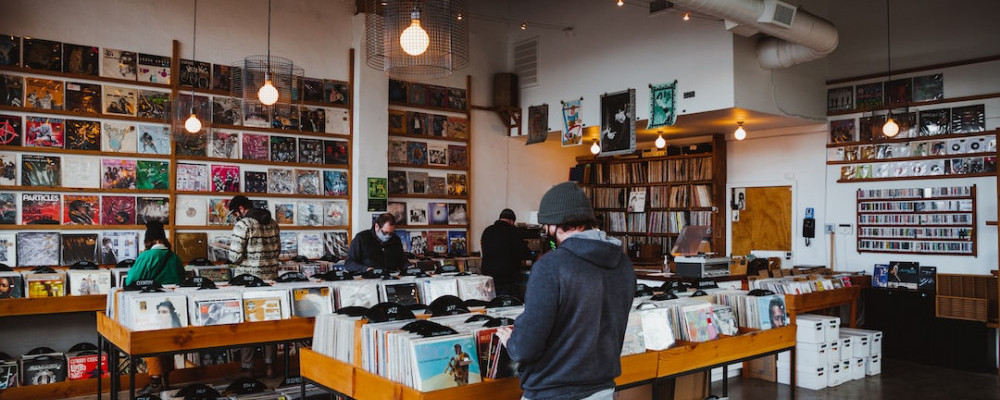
[411,334,481,391]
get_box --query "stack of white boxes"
[777,314,881,390]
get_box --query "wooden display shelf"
[173,190,346,200]
[987,221,998,226]
[388,133,469,143]
[576,152,713,163]
[825,95,1000,117]
[0,374,150,400]
[615,351,659,386]
[0,294,106,316]
[172,224,349,231]
[389,102,469,115]
[0,104,170,125]
[300,348,354,396]
[826,151,997,165]
[784,286,862,327]
[0,65,172,89]
[837,172,995,183]
[174,155,349,171]
[656,326,795,377]
[207,123,352,139]
[389,194,468,200]
[97,313,314,355]
[824,130,998,148]
[589,180,713,188]
[389,163,468,171]
[0,185,169,194]
[0,145,173,160]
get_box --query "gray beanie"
[537,182,595,225]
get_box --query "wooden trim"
[388,162,468,171]
[826,92,1000,116]
[210,122,352,140]
[388,133,469,143]
[0,104,170,125]
[838,172,995,183]
[0,224,159,230]
[825,129,999,148]
[388,194,468,200]
[389,101,468,115]
[827,151,996,165]
[0,145,173,159]
[826,54,1000,85]
[0,65,172,89]
[0,374,150,400]
[576,152,714,163]
[656,325,795,377]
[173,224,349,230]
[0,295,106,316]
[300,348,354,396]
[0,185,169,194]
[173,155,348,170]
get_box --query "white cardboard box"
[827,362,843,387]
[778,365,827,390]
[795,317,826,343]
[840,332,870,357]
[866,353,882,375]
[826,340,841,367]
[851,357,867,380]
[841,327,882,355]
[798,314,840,342]
[795,342,828,370]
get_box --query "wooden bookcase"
[385,76,472,257]
[574,134,727,258]
[0,40,355,266]
[855,185,976,256]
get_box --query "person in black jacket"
[480,208,531,299]
[345,213,409,273]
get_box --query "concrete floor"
[712,358,1000,400]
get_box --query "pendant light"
[258,0,279,105]
[734,122,747,140]
[655,133,666,149]
[184,0,201,133]
[590,139,601,155]
[399,6,430,56]
[881,0,899,138]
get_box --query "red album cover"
[210,164,240,192]
[101,196,136,225]
[21,192,61,225]
[63,194,99,225]
[25,117,65,148]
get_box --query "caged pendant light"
[365,0,470,79]
[233,0,303,111]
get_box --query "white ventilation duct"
[672,0,839,69]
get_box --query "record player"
[670,225,731,278]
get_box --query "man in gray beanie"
[502,181,635,400]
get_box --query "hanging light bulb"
[617,0,624,6]
[734,122,747,140]
[655,134,666,149]
[258,78,279,105]
[184,110,202,133]
[520,22,527,30]
[882,114,899,137]
[400,9,430,56]
[456,12,463,21]
[590,140,601,155]
[683,12,691,21]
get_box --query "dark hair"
[556,216,598,232]
[157,300,182,328]
[144,237,172,251]
[769,298,784,313]
[375,213,396,227]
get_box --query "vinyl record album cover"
[298,138,324,164]
[884,78,912,107]
[445,117,468,139]
[136,196,169,224]
[207,198,233,226]
[176,163,209,192]
[854,82,883,110]
[448,231,468,256]
[61,233,98,265]
[21,155,60,187]
[267,168,295,194]
[101,158,137,189]
[0,34,20,67]
[102,121,137,153]
[599,89,636,157]
[178,59,210,90]
[244,170,267,193]
[447,173,466,196]
[0,113,22,146]
[102,231,139,265]
[279,231,298,260]
[212,96,242,126]
[324,79,349,105]
[60,156,98,189]
[0,74,22,108]
[0,192,14,224]
[387,201,407,226]
[298,232,324,259]
[912,74,943,102]
[241,133,269,161]
[23,38,61,71]
[858,115,885,142]
[409,203,428,226]
[448,145,467,168]
[299,107,326,132]
[65,119,100,151]
[136,124,170,155]
[407,111,426,135]
[428,114,447,137]
[323,200,348,226]
[136,160,168,190]
[323,231,349,259]
[827,86,853,113]
[388,110,406,135]
[0,152,14,185]
[407,141,427,165]
[16,231,60,266]
[829,119,855,143]
[274,202,295,225]
[425,85,447,108]
[137,53,171,84]
[323,170,348,196]
[301,77,324,103]
[101,48,137,80]
[270,136,297,162]
[950,104,985,133]
[918,108,950,136]
[297,201,323,226]
[210,164,240,192]
[21,193,60,225]
[24,117,64,148]
[212,64,234,92]
[63,194,98,225]
[64,82,101,113]
[101,196,135,225]
[429,203,448,225]
[291,286,331,317]
[323,140,349,165]
[103,85,137,116]
[296,169,321,195]
[408,171,428,194]
[448,87,467,111]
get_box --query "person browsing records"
[125,221,185,395]
[345,213,410,273]
[480,208,532,299]
[497,182,635,400]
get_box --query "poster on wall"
[561,99,583,147]
[599,89,636,157]
[647,81,677,129]
[526,104,548,145]
[367,177,387,212]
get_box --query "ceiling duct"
[672,0,838,69]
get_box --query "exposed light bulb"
[617,0,624,6]
[520,22,527,30]
[456,13,463,21]
[655,134,666,149]
[683,12,691,21]
[734,123,747,140]
[257,79,279,105]
[184,112,202,133]
[400,11,430,56]
[590,140,601,155]
[882,116,899,137]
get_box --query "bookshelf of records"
[573,135,726,257]
[385,77,471,258]
[856,185,976,256]
[0,35,355,280]
[825,72,997,182]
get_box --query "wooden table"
[785,286,863,327]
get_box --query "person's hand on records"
[495,325,513,347]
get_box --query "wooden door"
[731,186,792,255]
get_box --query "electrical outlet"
[825,224,835,234]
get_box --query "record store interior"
[0,0,999,399]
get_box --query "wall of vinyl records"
[855,186,977,256]
[0,33,355,267]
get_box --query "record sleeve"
[918,108,950,136]
[103,85,137,116]
[64,82,101,113]
[299,106,326,132]
[63,194,99,225]
[298,138,324,164]
[456,275,495,302]
[123,292,188,330]
[0,34,20,67]
[324,79,349,105]
[206,232,233,261]
[296,169,321,195]
[189,290,244,326]
[409,203,428,226]
[267,168,295,194]
[178,59,211,90]
[243,100,269,127]
[854,82,883,110]
[387,201,407,226]
[410,334,481,391]
[244,170,267,193]
[136,196,169,224]
[950,104,985,133]
[279,232,298,261]
[212,64,234,92]
[137,90,170,120]
[207,198,234,226]
[24,117,64,148]
[408,172,428,194]
[101,48,137,80]
[379,281,421,306]
[297,201,323,226]
[322,231,349,259]
[0,74,22,108]
[174,127,207,157]
[270,136,297,162]
[175,232,208,262]
[212,96,242,126]
[102,121,137,153]
[62,43,99,76]
[0,270,23,298]
[23,38,61,71]
[448,145,468,168]
[176,163,209,192]
[426,85,448,108]
[242,289,291,321]
[448,231,468,256]
[21,154,60,187]
[427,176,447,196]
[323,139,349,165]
[326,108,350,135]
[0,192,14,224]
[406,111,426,135]
[65,119,100,151]
[447,173,467,196]
[101,158,137,189]
[409,231,428,255]
[291,286,332,317]
[20,352,67,385]
[210,164,240,192]
[136,160,168,190]
[102,195,136,225]
[101,231,139,264]
[884,78,911,107]
[323,170,348,197]
[323,200,348,226]
[298,232,324,259]
[388,110,406,135]
[448,88,467,111]
[446,117,469,139]
[0,114,22,146]
[427,114,447,137]
[136,124,170,155]
[241,133,270,161]
[16,231,60,267]
[447,204,467,225]
[388,170,408,195]
[301,77,324,103]
[21,193,60,225]
[272,104,299,130]
[857,115,884,142]
[826,86,853,113]
[61,156,99,189]
[62,233,98,265]
[388,140,408,164]
[273,202,295,225]
[427,230,448,254]
[67,268,111,295]
[388,79,407,103]
[912,74,943,102]
[137,53,171,84]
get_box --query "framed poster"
[367,177,387,212]
[527,104,548,145]
[599,89,635,157]
[648,81,677,129]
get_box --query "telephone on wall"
[803,207,815,246]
